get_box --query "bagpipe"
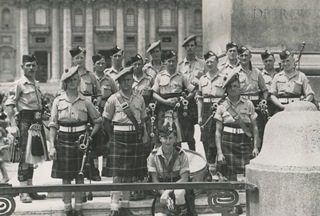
[255,99,270,120]
[200,102,219,130]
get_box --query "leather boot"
[29,192,46,200]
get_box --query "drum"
[184,149,208,195]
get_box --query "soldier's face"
[165,57,177,72]
[206,56,218,70]
[150,48,161,61]
[94,58,106,73]
[159,133,176,147]
[263,56,275,70]
[132,60,143,73]
[65,73,80,90]
[227,47,238,60]
[184,40,196,55]
[226,80,240,97]
[111,53,123,68]
[73,53,85,68]
[238,50,251,65]
[118,74,134,91]
[22,61,37,78]
[282,55,295,71]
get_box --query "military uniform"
[105,66,121,82]
[219,60,239,76]
[142,62,166,79]
[97,73,118,112]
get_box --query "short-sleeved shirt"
[96,73,118,107]
[233,65,268,96]
[269,70,314,97]
[78,69,101,97]
[219,60,239,75]
[261,69,277,90]
[143,62,166,79]
[152,70,192,95]
[177,56,205,83]
[147,146,189,179]
[214,97,257,124]
[198,71,226,98]
[48,92,102,130]
[132,73,154,95]
[104,66,120,81]
[103,90,147,124]
[5,76,43,112]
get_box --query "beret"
[115,66,133,81]
[146,40,161,53]
[61,65,79,82]
[261,50,274,60]
[279,50,292,60]
[204,51,218,61]
[163,50,176,61]
[69,46,86,57]
[226,42,238,51]
[238,46,250,55]
[182,35,197,47]
[222,71,240,89]
[131,54,143,64]
[110,45,123,56]
[22,54,36,63]
[92,53,105,64]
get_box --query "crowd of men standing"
[2,34,316,216]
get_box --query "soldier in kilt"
[48,66,102,216]
[103,67,148,216]
[197,51,226,163]
[5,54,48,203]
[152,51,196,148]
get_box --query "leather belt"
[59,125,86,133]
[278,98,300,104]
[223,126,244,134]
[113,125,136,131]
[241,95,259,100]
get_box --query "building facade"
[0,0,203,83]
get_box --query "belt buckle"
[121,102,129,110]
[34,111,41,120]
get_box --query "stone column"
[85,0,94,72]
[50,0,60,82]
[116,0,124,49]
[63,0,72,70]
[18,0,29,78]
[177,0,186,62]
[148,0,156,45]
[202,0,233,54]
[137,0,146,59]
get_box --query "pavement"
[1,125,246,216]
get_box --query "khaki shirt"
[48,92,102,130]
[219,60,239,75]
[177,56,205,84]
[103,90,147,124]
[270,70,314,97]
[96,73,118,108]
[261,69,277,90]
[147,146,189,179]
[77,69,101,97]
[104,66,120,81]
[132,73,154,95]
[198,71,226,98]
[152,70,192,95]
[143,62,166,79]
[214,97,257,124]
[5,76,43,112]
[233,66,268,95]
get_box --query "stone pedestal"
[246,101,320,216]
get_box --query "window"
[126,36,135,43]
[99,8,110,26]
[162,37,172,43]
[2,53,10,71]
[35,37,46,43]
[194,9,202,26]
[74,36,84,43]
[2,8,11,27]
[35,8,46,25]
[161,8,171,27]
[126,9,134,27]
[74,8,83,27]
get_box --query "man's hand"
[49,147,57,160]
[160,190,171,204]
[252,147,259,158]
[165,98,178,107]
[217,152,226,165]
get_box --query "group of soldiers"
[3,34,316,216]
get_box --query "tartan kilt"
[178,99,197,143]
[18,120,48,163]
[221,131,253,176]
[51,131,84,180]
[106,130,147,177]
[200,103,216,144]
